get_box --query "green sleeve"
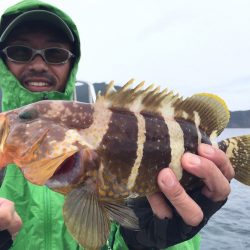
[105,223,201,250]
[0,166,200,250]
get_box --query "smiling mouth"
[23,81,54,92]
[46,151,84,190]
[28,82,50,87]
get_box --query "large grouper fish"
[0,79,249,249]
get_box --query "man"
[0,1,234,249]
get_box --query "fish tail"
[218,135,250,186]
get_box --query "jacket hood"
[0,0,81,111]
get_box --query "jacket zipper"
[42,93,49,100]
[44,188,51,250]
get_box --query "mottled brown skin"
[29,101,95,129]
[0,101,95,184]
[96,110,215,200]
[97,109,138,199]
[177,118,210,190]
[133,112,171,195]
[0,100,221,200]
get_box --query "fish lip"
[46,151,84,190]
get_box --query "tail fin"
[218,135,250,186]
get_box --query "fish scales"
[98,109,139,198]
[133,112,171,194]
[0,79,250,250]
[176,118,199,154]
[96,109,213,197]
[44,102,95,129]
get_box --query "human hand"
[120,144,235,249]
[148,143,234,225]
[0,198,22,237]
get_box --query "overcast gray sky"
[1,0,250,111]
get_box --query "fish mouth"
[46,151,85,191]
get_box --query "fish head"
[0,100,98,191]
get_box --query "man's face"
[4,24,73,92]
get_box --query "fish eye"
[19,108,39,120]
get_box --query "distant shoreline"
[228,110,250,128]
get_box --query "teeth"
[28,82,50,87]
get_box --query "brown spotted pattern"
[132,112,171,195]
[176,118,201,189]
[176,118,199,154]
[0,98,223,198]
[35,101,94,129]
[0,101,95,185]
[96,109,217,198]
[98,109,138,199]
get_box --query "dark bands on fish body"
[141,112,172,169]
[3,80,250,250]
[218,140,228,153]
[175,118,199,190]
[176,118,198,154]
[200,129,212,145]
[133,112,171,194]
[100,110,138,181]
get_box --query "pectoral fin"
[63,185,110,250]
[102,201,139,230]
[63,184,140,249]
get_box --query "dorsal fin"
[96,79,169,112]
[172,93,230,136]
[95,80,230,136]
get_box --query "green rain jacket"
[0,1,200,249]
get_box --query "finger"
[7,211,22,237]
[0,198,14,210]
[198,144,235,181]
[0,199,15,230]
[157,168,203,226]
[182,152,231,201]
[0,198,22,236]
[147,192,173,219]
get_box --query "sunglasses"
[1,45,75,65]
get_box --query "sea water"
[200,128,250,250]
